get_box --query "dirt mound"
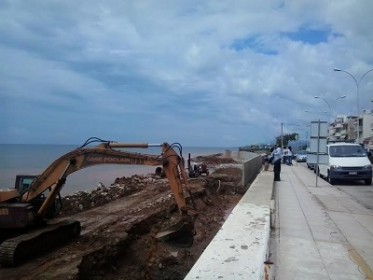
[193,153,238,165]
[0,154,246,280]
[59,154,239,217]
[59,175,165,217]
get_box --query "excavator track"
[0,220,81,267]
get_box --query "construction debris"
[0,154,246,280]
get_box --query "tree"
[275,133,298,147]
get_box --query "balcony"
[334,123,343,129]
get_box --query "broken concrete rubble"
[0,154,247,280]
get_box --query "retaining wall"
[241,153,263,187]
[227,151,263,187]
[184,157,274,280]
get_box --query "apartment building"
[328,110,373,150]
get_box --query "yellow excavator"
[0,137,197,266]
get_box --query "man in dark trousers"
[271,145,283,181]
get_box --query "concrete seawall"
[227,150,263,188]
[241,153,263,187]
[185,153,274,279]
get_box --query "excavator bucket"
[155,219,195,248]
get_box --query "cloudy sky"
[1,0,373,147]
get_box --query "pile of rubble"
[59,175,167,216]
[59,154,241,217]
[193,153,237,165]
[1,153,248,280]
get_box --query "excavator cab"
[0,175,60,230]
[14,175,38,194]
[14,175,61,220]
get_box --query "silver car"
[295,151,307,162]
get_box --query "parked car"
[318,142,372,185]
[295,150,308,162]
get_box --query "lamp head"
[333,68,342,72]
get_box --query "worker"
[270,145,283,181]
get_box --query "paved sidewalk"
[272,162,373,280]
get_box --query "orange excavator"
[0,138,197,266]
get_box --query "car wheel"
[327,171,335,185]
[365,178,372,185]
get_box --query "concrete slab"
[273,164,372,280]
[328,211,373,271]
[317,241,366,280]
[317,195,371,214]
[184,203,270,279]
[276,236,329,280]
[184,170,273,280]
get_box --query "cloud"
[1,0,373,146]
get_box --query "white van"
[318,142,372,185]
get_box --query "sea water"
[0,144,234,195]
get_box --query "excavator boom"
[0,138,196,266]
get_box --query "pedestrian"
[283,146,289,164]
[287,146,293,165]
[270,145,282,181]
[261,153,270,171]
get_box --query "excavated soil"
[0,154,247,280]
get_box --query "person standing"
[270,145,283,181]
[283,146,289,164]
[287,146,293,165]
[261,153,270,171]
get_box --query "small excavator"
[0,137,197,266]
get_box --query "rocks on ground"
[59,153,241,216]
[1,153,247,280]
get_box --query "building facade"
[328,111,373,150]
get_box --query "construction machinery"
[0,137,197,266]
[186,154,209,178]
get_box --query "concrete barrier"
[230,151,263,187]
[241,153,263,187]
[185,161,274,279]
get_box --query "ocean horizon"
[0,144,237,196]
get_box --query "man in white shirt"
[271,145,282,181]
[287,147,293,165]
[283,146,289,164]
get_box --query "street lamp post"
[314,95,346,121]
[281,122,283,149]
[314,96,331,120]
[334,68,373,143]
[304,110,328,113]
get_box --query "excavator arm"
[23,142,192,218]
[0,141,193,225]
[2,140,194,224]
[0,139,197,266]
[21,143,164,203]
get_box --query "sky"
[1,0,373,147]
